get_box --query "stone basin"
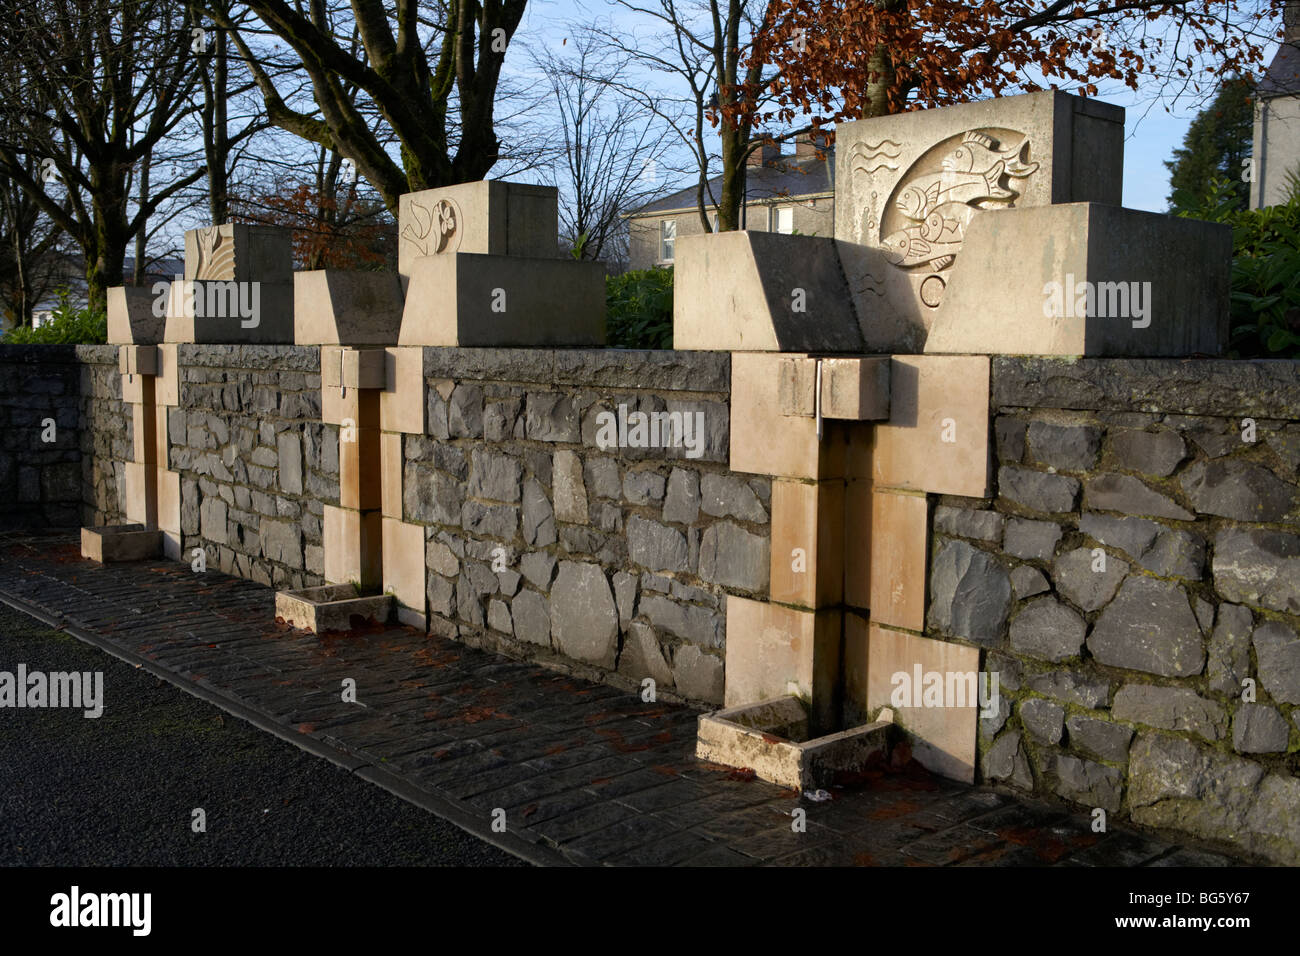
[696,695,894,791]
[275,584,392,633]
[81,524,163,563]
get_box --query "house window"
[771,205,794,234]
[660,219,676,261]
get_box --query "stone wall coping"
[993,357,1300,419]
[422,348,730,393]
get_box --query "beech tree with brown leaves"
[743,0,1285,127]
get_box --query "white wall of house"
[1252,94,1300,208]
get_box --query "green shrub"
[1180,179,1300,358]
[606,266,672,350]
[4,288,108,345]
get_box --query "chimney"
[1288,0,1299,43]
[796,130,831,157]
[746,141,781,167]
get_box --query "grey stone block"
[526,391,581,443]
[519,551,556,590]
[613,571,637,630]
[992,357,1300,420]
[1179,459,1294,522]
[1003,517,1063,560]
[672,644,723,703]
[469,447,522,503]
[638,594,723,648]
[662,468,700,525]
[617,622,674,688]
[460,500,518,540]
[985,730,1033,790]
[1052,546,1127,612]
[698,522,769,592]
[448,384,484,438]
[1207,603,1254,695]
[1083,473,1192,520]
[1065,716,1133,763]
[1019,697,1065,744]
[627,515,689,573]
[1088,577,1206,677]
[1078,513,1159,559]
[699,473,767,522]
[553,450,587,525]
[261,519,303,570]
[1252,621,1300,705]
[927,539,1011,644]
[1010,564,1050,599]
[999,466,1080,513]
[550,561,617,667]
[934,506,1004,543]
[623,469,667,506]
[1213,528,1300,614]
[1051,754,1123,813]
[487,598,513,634]
[1138,528,1205,580]
[511,589,550,646]
[521,478,556,548]
[1233,703,1291,754]
[1109,428,1186,477]
[583,457,621,501]
[1026,421,1101,471]
[1025,671,1109,709]
[1112,684,1227,741]
[996,416,1027,464]
[1009,597,1086,662]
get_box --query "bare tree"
[534,36,679,266]
[0,0,208,310]
[208,0,532,211]
[0,157,68,328]
[593,0,789,233]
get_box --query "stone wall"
[0,345,100,529]
[406,349,761,704]
[79,345,129,528]
[927,357,1300,863]
[169,345,329,589]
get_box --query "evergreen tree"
[1165,78,1255,215]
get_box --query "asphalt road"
[0,603,525,866]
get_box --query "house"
[22,254,183,329]
[625,134,834,270]
[1252,1,1300,208]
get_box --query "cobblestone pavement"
[0,531,1246,867]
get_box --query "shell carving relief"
[193,226,234,280]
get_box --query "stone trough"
[80,524,163,563]
[275,584,393,633]
[696,696,895,791]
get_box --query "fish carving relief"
[402,197,461,256]
[879,129,1038,306]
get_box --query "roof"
[629,151,834,217]
[1259,42,1300,97]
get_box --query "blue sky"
[517,0,1284,213]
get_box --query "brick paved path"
[0,531,1243,867]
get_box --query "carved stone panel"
[397,180,559,289]
[834,91,1124,352]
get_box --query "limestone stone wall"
[409,349,762,704]
[0,345,105,529]
[78,344,130,528]
[928,357,1300,862]
[169,345,329,589]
